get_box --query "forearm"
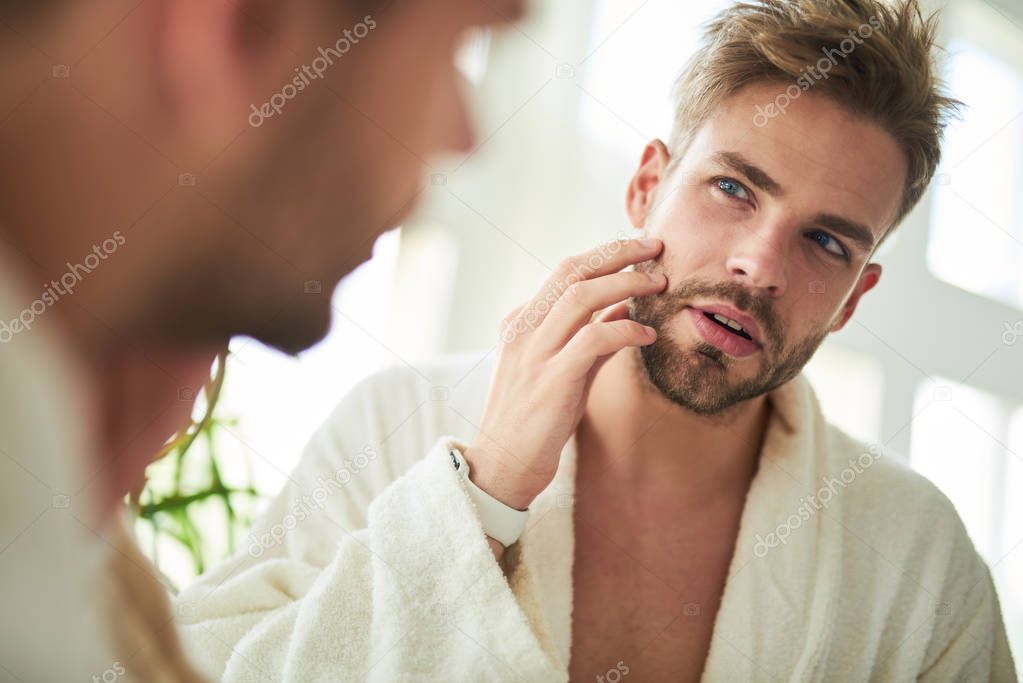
[177,436,562,681]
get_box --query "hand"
[464,238,666,511]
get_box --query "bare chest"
[567,494,744,682]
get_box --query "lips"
[684,305,763,358]
[688,303,764,346]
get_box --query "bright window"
[927,40,1023,310]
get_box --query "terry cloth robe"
[175,353,1017,682]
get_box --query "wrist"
[485,535,506,562]
[462,445,538,511]
[450,444,531,548]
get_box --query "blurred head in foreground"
[0,0,523,356]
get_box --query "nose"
[725,223,788,298]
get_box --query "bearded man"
[176,1,1017,680]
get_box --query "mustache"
[633,273,782,347]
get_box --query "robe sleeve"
[917,505,1018,683]
[174,374,564,682]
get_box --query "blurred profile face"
[216,0,519,353]
[188,0,525,353]
[625,80,905,415]
[0,0,523,355]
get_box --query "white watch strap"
[449,446,529,547]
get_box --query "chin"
[252,299,334,356]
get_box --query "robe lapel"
[516,430,581,672]
[702,372,845,682]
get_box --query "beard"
[627,264,829,416]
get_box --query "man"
[176,0,1018,681]
[0,0,522,679]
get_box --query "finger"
[587,301,636,378]
[512,238,662,335]
[536,270,665,353]
[553,318,656,378]
[592,300,630,324]
[498,303,528,343]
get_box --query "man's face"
[198,0,525,353]
[626,80,905,415]
[0,0,522,355]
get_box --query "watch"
[449,446,530,547]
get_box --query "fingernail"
[638,238,659,249]
[646,271,664,283]
[645,326,657,339]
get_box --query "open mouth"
[702,311,754,342]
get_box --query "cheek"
[792,293,846,337]
[647,188,728,272]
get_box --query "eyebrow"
[710,151,877,254]
[712,151,784,197]
[811,213,877,254]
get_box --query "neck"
[88,346,219,521]
[0,223,222,526]
[579,348,771,501]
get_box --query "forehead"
[679,80,907,242]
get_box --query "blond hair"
[668,0,962,239]
[102,521,208,682]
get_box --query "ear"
[625,139,672,229]
[155,0,306,150]
[830,262,882,332]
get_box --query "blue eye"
[716,177,750,201]
[808,230,847,259]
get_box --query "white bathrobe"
[176,353,1017,682]
[0,249,122,681]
